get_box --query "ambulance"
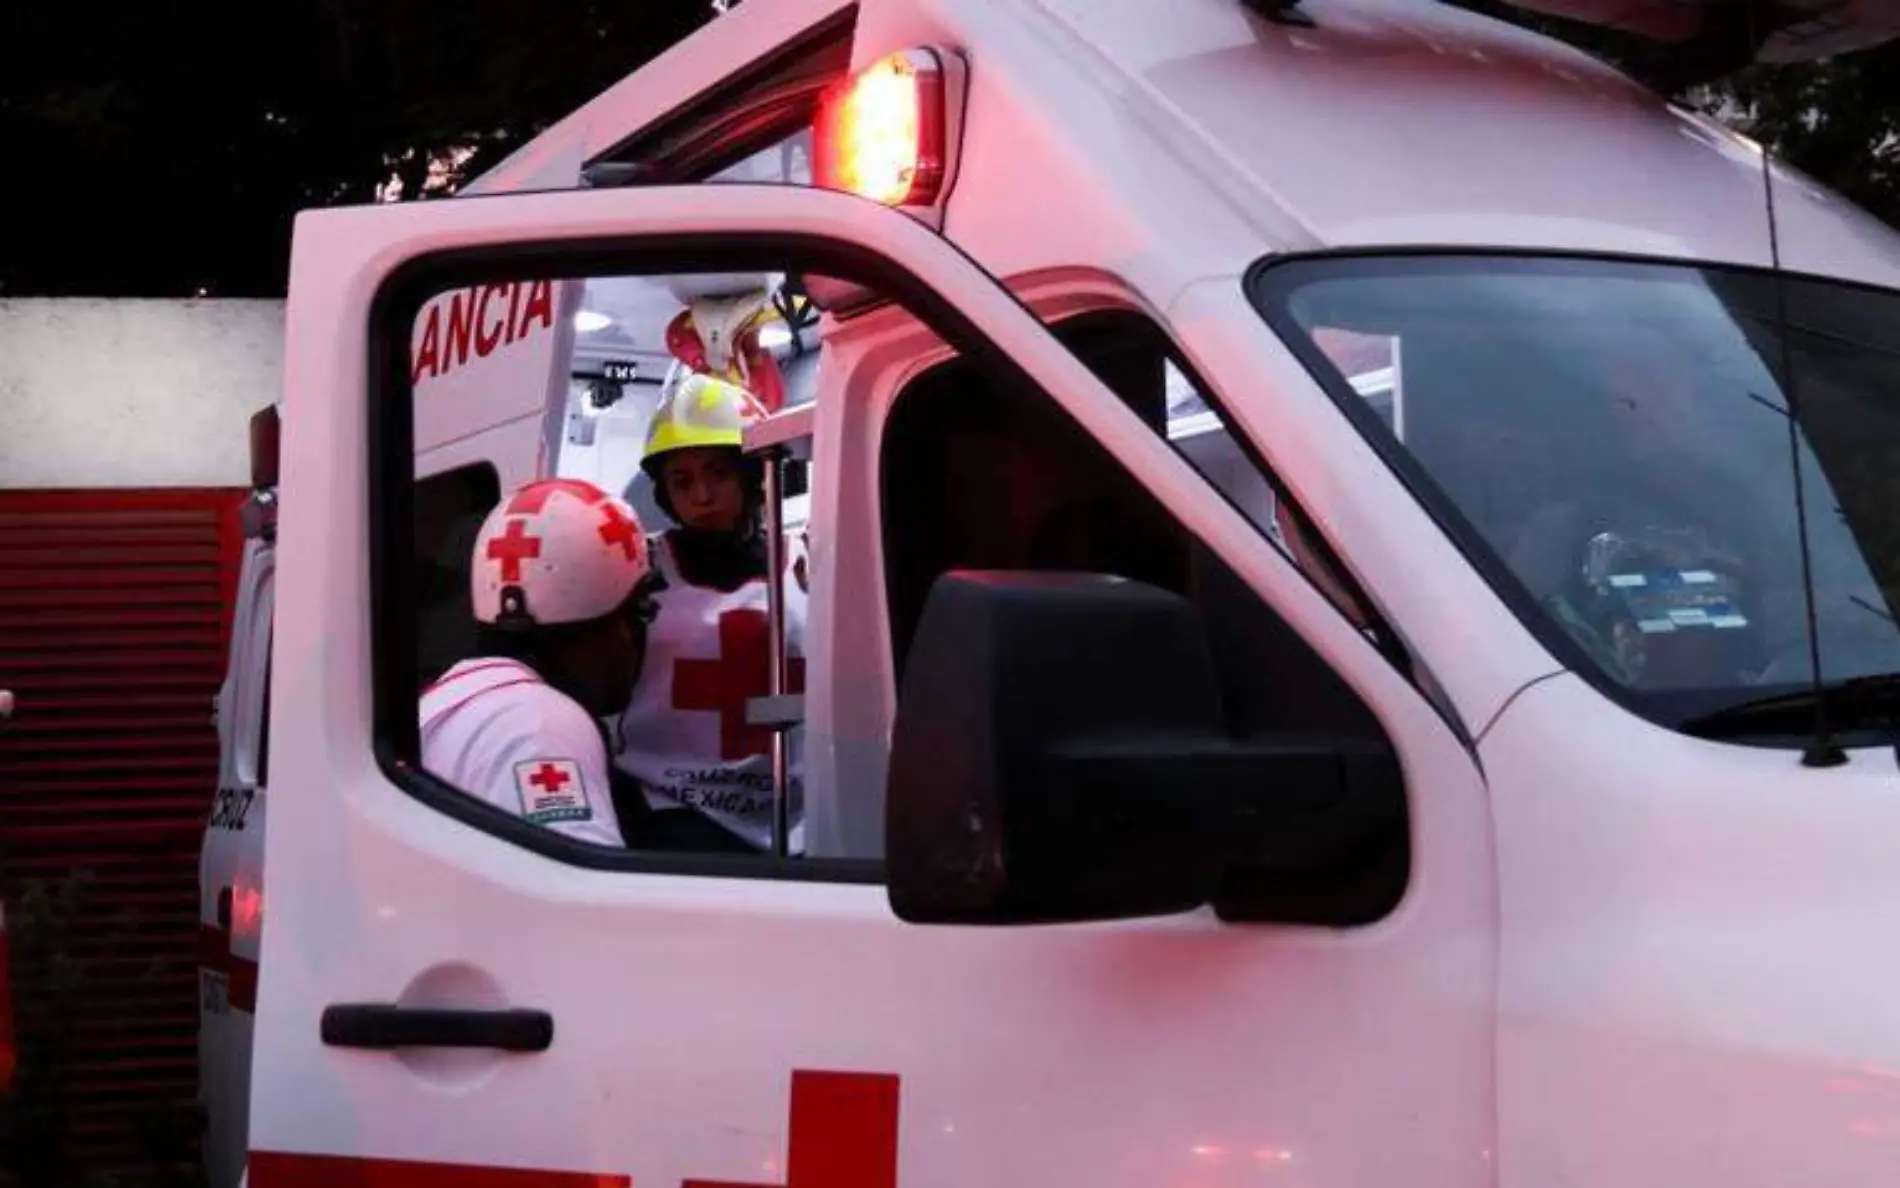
[206,0,1900,1185]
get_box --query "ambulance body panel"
[879,0,1900,290]
[1477,672,1900,1187]
[219,0,1900,1185]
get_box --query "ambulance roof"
[1035,0,1900,287]
[467,0,1900,290]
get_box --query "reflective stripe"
[422,658,535,696]
[249,1152,627,1188]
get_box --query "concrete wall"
[0,299,285,489]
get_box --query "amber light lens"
[815,50,946,207]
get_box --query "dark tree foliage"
[1718,52,1900,229]
[0,0,1893,297]
[0,0,714,297]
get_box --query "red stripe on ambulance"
[249,1069,900,1188]
[249,1151,628,1188]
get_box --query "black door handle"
[320,1004,553,1052]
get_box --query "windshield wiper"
[1680,673,1900,741]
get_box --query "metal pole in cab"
[744,404,816,858]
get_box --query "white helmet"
[665,271,781,304]
[470,478,651,629]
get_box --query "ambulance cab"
[232,0,1900,1185]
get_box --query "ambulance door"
[201,405,281,1188]
[199,530,272,1188]
[410,275,577,685]
[253,181,1494,1188]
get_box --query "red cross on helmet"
[470,478,651,629]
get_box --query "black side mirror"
[885,571,1407,926]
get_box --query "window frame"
[1070,310,1417,672]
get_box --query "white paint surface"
[0,298,285,489]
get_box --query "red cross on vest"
[673,608,807,761]
[527,762,573,794]
[485,520,542,582]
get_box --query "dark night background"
[2,0,1896,298]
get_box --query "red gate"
[0,487,245,1184]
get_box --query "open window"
[384,247,912,881]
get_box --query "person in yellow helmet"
[609,373,810,854]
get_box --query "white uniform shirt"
[611,531,807,852]
[419,658,624,847]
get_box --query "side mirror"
[885,571,1407,926]
[250,404,280,491]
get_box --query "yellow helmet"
[642,372,769,463]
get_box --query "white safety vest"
[419,658,625,847]
[611,531,808,852]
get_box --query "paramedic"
[420,478,654,847]
[611,373,809,855]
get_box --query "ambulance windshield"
[1249,253,1900,734]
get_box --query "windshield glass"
[1248,254,1900,731]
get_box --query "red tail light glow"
[814,49,949,208]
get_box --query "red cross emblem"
[673,609,806,761]
[597,501,642,561]
[506,478,607,516]
[684,1071,899,1188]
[527,762,573,794]
[485,519,542,582]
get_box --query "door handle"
[320,1004,553,1052]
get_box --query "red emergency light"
[814,49,956,209]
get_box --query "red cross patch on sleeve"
[513,759,591,825]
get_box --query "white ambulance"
[212,0,1900,1185]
